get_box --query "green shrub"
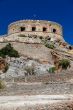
[0,80,5,89]
[0,52,5,58]
[0,43,19,58]
[45,43,55,49]
[59,59,70,70]
[48,67,56,73]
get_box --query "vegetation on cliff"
[0,43,19,58]
[43,37,55,49]
[45,43,55,49]
[59,59,70,70]
[48,67,56,73]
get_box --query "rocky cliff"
[0,38,73,81]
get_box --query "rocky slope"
[0,39,73,80]
[0,38,73,110]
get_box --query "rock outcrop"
[0,58,8,73]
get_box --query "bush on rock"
[59,59,70,70]
[0,43,19,58]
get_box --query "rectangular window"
[43,27,47,32]
[21,27,25,31]
[32,27,36,31]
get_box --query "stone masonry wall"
[7,20,63,41]
[0,42,53,63]
[0,20,64,42]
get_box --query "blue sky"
[0,0,73,45]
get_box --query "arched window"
[32,27,36,31]
[53,29,56,33]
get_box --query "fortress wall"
[11,72,73,94]
[0,32,63,43]
[2,34,42,43]
[0,42,53,63]
[0,20,64,62]
[0,42,8,49]
[8,20,63,39]
[12,42,53,63]
[0,20,63,42]
[4,75,73,94]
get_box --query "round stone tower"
[8,20,63,41]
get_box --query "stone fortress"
[0,20,70,63]
[0,20,63,42]
[0,21,73,110]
